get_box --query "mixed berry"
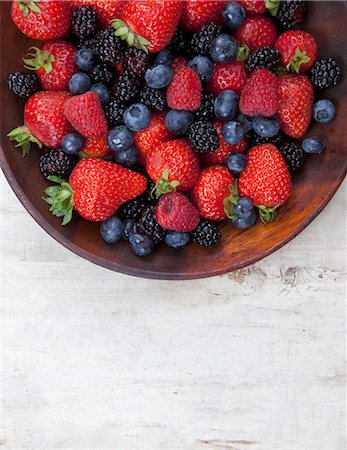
[6,0,343,257]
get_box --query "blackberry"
[275,0,306,30]
[245,47,280,73]
[139,205,165,244]
[189,23,222,57]
[112,75,140,104]
[90,63,116,85]
[93,29,125,65]
[168,28,190,56]
[310,57,342,90]
[188,121,219,153]
[117,194,152,222]
[77,35,96,50]
[249,131,285,148]
[191,220,221,247]
[39,149,76,179]
[139,85,167,111]
[104,96,125,127]
[194,92,215,121]
[71,6,97,39]
[122,47,150,79]
[280,142,304,172]
[7,72,39,98]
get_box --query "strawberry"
[133,111,173,166]
[23,40,78,91]
[146,138,200,195]
[235,0,266,15]
[80,136,111,158]
[155,192,200,232]
[239,68,278,117]
[11,0,71,40]
[277,74,313,138]
[70,0,125,28]
[167,67,202,111]
[238,144,292,221]
[201,121,248,166]
[64,92,108,138]
[112,0,184,53]
[180,0,226,32]
[43,158,148,224]
[234,16,277,52]
[8,91,71,155]
[171,56,189,73]
[190,165,235,221]
[274,30,317,73]
[206,60,248,96]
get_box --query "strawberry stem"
[7,125,42,157]
[237,44,250,62]
[257,205,279,223]
[23,46,55,73]
[286,48,311,73]
[223,182,239,220]
[43,176,74,225]
[111,19,150,53]
[18,0,41,17]
[153,169,180,198]
[265,0,280,16]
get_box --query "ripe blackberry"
[275,0,306,30]
[39,149,76,179]
[77,35,96,50]
[188,121,219,153]
[90,63,116,85]
[122,47,150,79]
[139,86,167,111]
[194,92,215,121]
[104,97,125,127]
[117,194,152,222]
[245,47,280,73]
[249,131,285,149]
[191,220,221,247]
[280,142,304,172]
[168,28,190,56]
[189,23,222,57]
[139,205,165,244]
[93,29,125,65]
[113,75,140,104]
[310,57,342,90]
[71,5,97,39]
[7,72,39,98]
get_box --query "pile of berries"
[7,0,343,257]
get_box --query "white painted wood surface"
[1,172,346,450]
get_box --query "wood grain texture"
[0,1,346,280]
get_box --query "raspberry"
[191,220,221,247]
[155,192,200,232]
[167,67,202,111]
[188,121,219,153]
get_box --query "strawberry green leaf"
[153,169,180,198]
[111,19,150,53]
[265,0,280,16]
[43,176,75,225]
[223,182,240,220]
[257,205,279,223]
[237,44,250,62]
[7,125,42,157]
[287,48,311,73]
[23,46,55,73]
[18,0,42,16]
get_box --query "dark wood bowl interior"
[1,1,346,280]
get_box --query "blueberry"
[123,103,151,132]
[234,197,254,219]
[90,83,110,105]
[100,216,123,244]
[188,56,213,82]
[122,219,139,241]
[214,90,239,121]
[236,114,253,132]
[232,209,258,229]
[145,64,174,89]
[226,152,247,173]
[61,132,84,155]
[108,125,133,152]
[129,233,154,256]
[165,110,194,135]
[210,33,237,63]
[252,116,280,138]
[223,1,246,30]
[165,231,190,249]
[69,72,91,95]
[302,137,325,154]
[222,121,244,144]
[75,48,94,71]
[113,146,138,167]
[313,99,336,123]
[154,49,173,67]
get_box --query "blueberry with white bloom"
[313,99,335,123]
[145,65,174,89]
[154,49,173,66]
[165,110,194,135]
[236,113,253,132]
[75,48,94,70]
[69,72,91,95]
[108,125,133,152]
[222,121,244,144]
[129,233,154,256]
[252,116,280,138]
[165,231,190,249]
[223,1,246,30]
[210,33,238,63]
[302,137,325,154]
[123,103,151,132]
[188,56,213,82]
[90,83,110,105]
[61,132,84,155]
[233,197,254,219]
[100,217,123,244]
[113,146,138,168]
[226,152,247,173]
[214,90,239,121]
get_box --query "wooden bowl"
[1,1,346,280]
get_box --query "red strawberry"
[146,138,200,194]
[155,192,200,232]
[274,30,317,73]
[167,67,202,111]
[234,16,277,52]
[235,0,266,15]
[201,121,248,166]
[180,0,226,32]
[190,165,235,221]
[206,60,248,96]
[238,144,292,221]
[71,0,125,28]
[80,136,111,158]
[43,158,148,224]
[11,0,71,40]
[133,111,173,166]
[64,92,108,138]
[8,91,72,155]
[23,40,78,91]
[171,56,189,73]
[240,69,278,117]
[113,0,184,53]
[277,74,313,138]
